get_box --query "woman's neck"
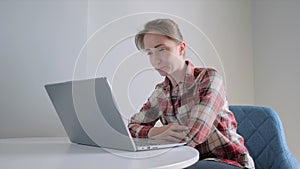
[168,62,187,87]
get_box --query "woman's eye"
[146,51,153,56]
[158,48,165,52]
[142,50,152,56]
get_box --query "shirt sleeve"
[128,88,162,138]
[186,68,226,147]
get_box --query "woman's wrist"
[147,127,158,138]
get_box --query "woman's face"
[142,33,186,77]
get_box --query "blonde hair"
[135,18,183,50]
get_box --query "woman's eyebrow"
[144,44,166,51]
[153,44,165,48]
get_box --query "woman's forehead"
[143,33,176,49]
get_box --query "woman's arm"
[128,89,161,138]
[128,87,188,141]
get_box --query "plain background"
[0,0,299,161]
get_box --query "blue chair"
[229,106,300,169]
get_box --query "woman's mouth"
[155,66,166,71]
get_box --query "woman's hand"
[148,124,189,142]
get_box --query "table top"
[0,137,199,169]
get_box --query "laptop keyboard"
[133,138,174,146]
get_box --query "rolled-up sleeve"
[128,88,163,138]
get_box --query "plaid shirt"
[128,61,255,169]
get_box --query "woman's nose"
[153,54,161,65]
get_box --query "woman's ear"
[179,41,186,56]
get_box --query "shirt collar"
[184,60,196,87]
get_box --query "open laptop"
[45,77,186,151]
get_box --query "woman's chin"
[157,70,168,76]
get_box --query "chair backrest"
[229,106,300,169]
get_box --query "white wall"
[0,0,88,138]
[252,0,300,161]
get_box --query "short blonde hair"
[135,18,183,50]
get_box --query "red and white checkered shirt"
[128,61,255,168]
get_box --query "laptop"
[45,77,186,151]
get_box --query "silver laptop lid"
[45,81,98,147]
[45,77,136,151]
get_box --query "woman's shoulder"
[194,67,220,78]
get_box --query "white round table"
[0,137,199,169]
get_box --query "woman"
[128,18,255,169]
